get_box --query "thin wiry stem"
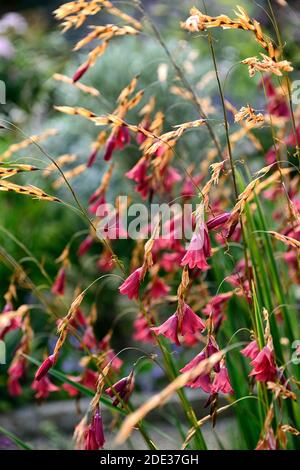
[132,0,223,161]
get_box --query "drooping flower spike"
[51,267,66,296]
[119,266,144,300]
[181,205,211,271]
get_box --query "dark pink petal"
[151,314,180,345]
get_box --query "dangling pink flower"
[207,212,231,231]
[211,363,233,394]
[63,369,98,397]
[180,337,220,393]
[8,357,26,396]
[181,223,211,270]
[207,336,221,372]
[149,278,170,299]
[162,166,181,192]
[105,371,135,407]
[51,267,66,296]
[241,340,260,360]
[0,315,22,340]
[81,369,98,390]
[133,313,154,344]
[202,292,233,331]
[2,302,13,313]
[97,251,114,272]
[73,62,90,82]
[151,303,205,345]
[116,125,130,148]
[32,377,59,399]
[103,349,123,373]
[249,345,277,382]
[260,76,290,118]
[103,135,116,162]
[180,303,206,337]
[136,118,150,145]
[87,148,98,167]
[35,354,57,381]
[126,157,148,183]
[160,252,183,272]
[64,307,86,330]
[81,325,97,350]
[151,313,180,345]
[85,408,105,450]
[119,267,143,300]
[77,236,93,257]
[103,126,130,161]
[89,194,106,215]
[180,350,211,393]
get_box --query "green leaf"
[0,425,33,450]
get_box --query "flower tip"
[35,354,56,381]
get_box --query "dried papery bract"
[55,1,142,81]
[234,105,264,127]
[182,6,277,59]
[242,54,293,77]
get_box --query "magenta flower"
[73,62,90,82]
[105,371,135,407]
[152,303,205,345]
[119,267,143,299]
[160,252,184,271]
[181,224,211,270]
[202,292,233,331]
[0,315,22,340]
[149,278,170,299]
[126,157,148,183]
[180,337,221,393]
[249,345,277,382]
[77,235,93,257]
[35,354,57,381]
[8,358,25,396]
[85,408,105,450]
[51,267,66,296]
[133,313,155,344]
[211,364,233,394]
[103,135,116,161]
[87,148,98,167]
[180,303,206,336]
[151,313,180,345]
[241,340,260,360]
[103,126,130,161]
[32,377,59,399]
[206,212,231,231]
[162,166,181,192]
[180,350,211,393]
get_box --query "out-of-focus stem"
[132,0,223,161]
